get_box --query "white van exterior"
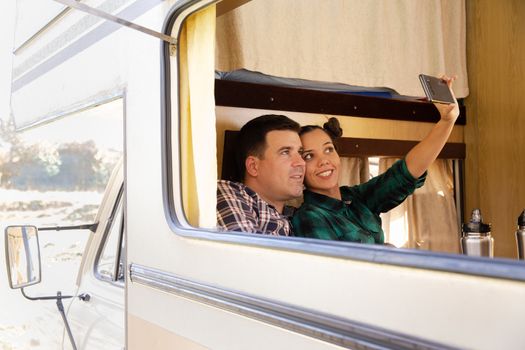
[5,1,525,349]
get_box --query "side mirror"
[4,225,42,289]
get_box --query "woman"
[292,76,459,244]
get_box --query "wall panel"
[465,0,525,258]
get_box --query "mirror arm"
[38,222,98,232]
[21,289,79,350]
[21,287,74,301]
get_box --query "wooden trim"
[335,138,466,159]
[216,0,251,16]
[215,79,467,125]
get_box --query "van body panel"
[6,1,525,349]
[128,314,208,350]
[64,161,125,349]
[128,281,353,350]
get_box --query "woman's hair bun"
[323,117,343,139]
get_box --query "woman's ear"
[245,156,259,177]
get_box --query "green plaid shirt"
[291,159,426,244]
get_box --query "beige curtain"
[379,158,460,253]
[339,157,370,187]
[216,0,468,97]
[179,6,217,228]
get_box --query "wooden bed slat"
[215,79,466,125]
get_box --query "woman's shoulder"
[291,202,328,233]
[293,200,331,222]
[294,201,317,215]
[292,201,312,215]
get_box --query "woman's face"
[300,128,341,198]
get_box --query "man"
[216,115,305,236]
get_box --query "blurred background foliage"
[0,119,120,192]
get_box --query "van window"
[173,3,465,245]
[166,0,518,269]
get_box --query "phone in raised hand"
[419,74,455,104]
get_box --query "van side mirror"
[4,225,42,289]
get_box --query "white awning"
[10,0,163,130]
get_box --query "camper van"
[4,0,525,349]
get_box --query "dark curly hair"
[299,117,343,141]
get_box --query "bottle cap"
[463,208,491,234]
[518,210,525,227]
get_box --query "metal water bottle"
[516,210,525,260]
[461,209,494,257]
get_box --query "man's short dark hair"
[236,114,300,181]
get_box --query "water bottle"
[461,209,493,258]
[516,210,525,260]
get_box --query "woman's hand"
[405,74,460,178]
[432,75,460,124]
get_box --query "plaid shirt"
[292,159,425,243]
[216,180,292,236]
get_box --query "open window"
[163,0,518,267]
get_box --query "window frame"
[160,0,525,282]
[94,185,125,284]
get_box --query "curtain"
[179,6,217,228]
[339,157,370,187]
[216,0,468,97]
[379,158,460,253]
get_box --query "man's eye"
[281,150,290,155]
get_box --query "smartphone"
[419,74,455,104]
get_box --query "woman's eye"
[324,146,334,153]
[302,153,313,161]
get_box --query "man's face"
[249,130,305,209]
